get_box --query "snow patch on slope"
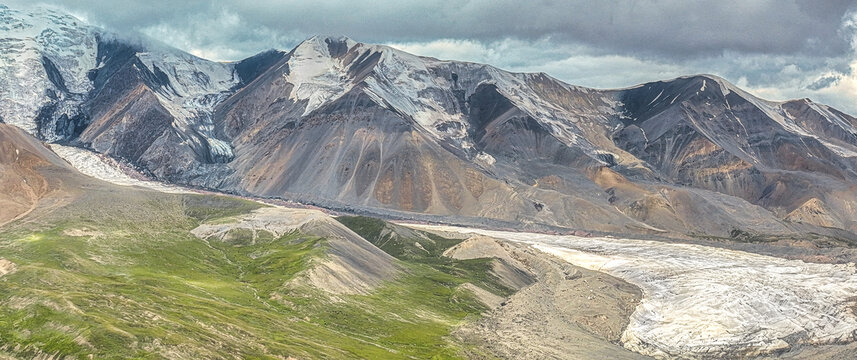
[137,50,237,99]
[806,101,854,132]
[278,36,615,161]
[135,50,240,162]
[281,37,473,145]
[688,75,857,159]
[362,45,470,141]
[283,36,357,116]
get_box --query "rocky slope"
[447,236,646,360]
[0,124,503,359]
[4,115,857,359]
[0,123,85,226]
[4,5,857,239]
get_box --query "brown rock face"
[0,124,84,226]
[785,198,842,229]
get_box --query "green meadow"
[0,191,505,359]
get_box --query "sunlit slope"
[0,188,513,359]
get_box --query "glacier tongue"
[405,223,857,358]
[49,144,190,193]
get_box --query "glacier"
[406,223,857,359]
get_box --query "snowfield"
[0,5,97,138]
[405,223,857,358]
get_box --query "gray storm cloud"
[5,0,857,113]
[9,0,857,59]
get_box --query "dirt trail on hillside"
[0,259,16,277]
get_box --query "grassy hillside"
[0,189,502,359]
[336,216,515,297]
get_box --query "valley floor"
[406,224,857,359]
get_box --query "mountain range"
[10,5,857,360]
[4,5,857,240]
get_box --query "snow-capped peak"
[0,5,240,160]
[0,6,97,137]
[135,47,238,99]
[277,35,611,157]
[283,36,358,115]
[303,34,357,49]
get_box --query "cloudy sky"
[9,0,857,113]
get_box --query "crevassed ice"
[0,6,97,136]
[50,144,190,194]
[404,223,857,358]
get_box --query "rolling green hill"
[0,187,506,359]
